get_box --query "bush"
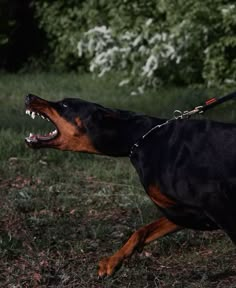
[78,0,236,90]
[35,0,236,88]
[34,0,168,71]
[34,0,111,70]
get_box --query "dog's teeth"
[29,133,33,137]
[31,112,36,119]
[49,130,57,136]
[25,110,30,115]
[41,115,45,119]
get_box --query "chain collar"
[129,106,203,158]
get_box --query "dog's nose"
[25,94,38,105]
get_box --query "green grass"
[0,73,236,287]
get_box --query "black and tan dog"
[25,94,236,277]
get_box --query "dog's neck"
[86,111,164,157]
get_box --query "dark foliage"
[0,0,47,71]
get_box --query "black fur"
[25,94,236,244]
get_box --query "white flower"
[88,38,95,54]
[94,52,107,65]
[133,35,142,47]
[95,40,106,52]
[145,18,153,27]
[138,45,148,55]
[138,86,144,94]
[149,33,162,45]
[162,32,167,42]
[164,44,175,58]
[176,56,181,64]
[77,41,83,57]
[119,79,130,87]
[221,4,235,15]
[142,55,158,77]
[204,47,210,55]
[98,67,110,77]
[106,47,119,57]
[120,31,136,41]
[224,78,235,84]
[85,26,111,35]
[89,62,95,72]
[120,47,131,54]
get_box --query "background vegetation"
[0,0,236,88]
[0,0,46,71]
[35,0,236,89]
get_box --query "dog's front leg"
[98,217,180,277]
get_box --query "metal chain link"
[129,105,204,157]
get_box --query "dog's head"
[25,94,146,156]
[25,94,102,153]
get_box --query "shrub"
[33,0,169,72]
[78,0,236,90]
[35,0,236,88]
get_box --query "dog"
[25,94,236,277]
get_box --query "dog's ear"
[91,109,118,122]
[91,110,104,122]
[90,109,120,130]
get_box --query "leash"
[129,90,236,157]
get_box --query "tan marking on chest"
[148,185,175,208]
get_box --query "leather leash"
[129,90,236,157]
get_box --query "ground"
[0,73,236,287]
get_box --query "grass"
[0,72,236,287]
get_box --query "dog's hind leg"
[209,214,236,245]
[226,230,236,245]
[205,198,236,245]
[98,217,180,277]
[214,215,236,245]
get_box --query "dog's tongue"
[37,134,54,140]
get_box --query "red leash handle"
[205,98,217,105]
[201,91,236,113]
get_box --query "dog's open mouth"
[25,108,59,146]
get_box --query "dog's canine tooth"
[49,130,57,136]
[31,112,36,119]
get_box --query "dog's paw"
[98,256,122,277]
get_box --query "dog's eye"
[62,103,68,108]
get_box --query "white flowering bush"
[78,20,180,92]
[35,0,236,88]
[77,0,236,90]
